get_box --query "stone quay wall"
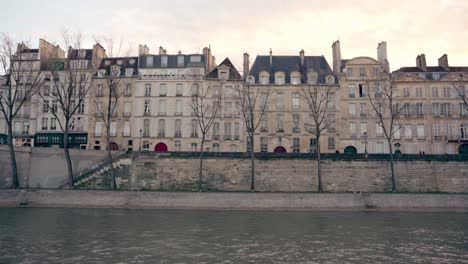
[129,155,468,193]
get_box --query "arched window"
[307,71,318,84]
[275,72,285,85]
[259,71,269,85]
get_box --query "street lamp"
[139,129,142,152]
[364,131,368,158]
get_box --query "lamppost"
[139,129,142,152]
[364,131,368,159]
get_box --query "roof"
[206,58,242,80]
[69,49,93,60]
[392,66,468,80]
[139,54,205,68]
[248,55,335,84]
[98,57,139,76]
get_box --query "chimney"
[178,50,182,55]
[269,48,273,65]
[377,41,390,72]
[332,40,341,74]
[243,52,250,78]
[416,54,427,71]
[300,49,305,66]
[138,44,149,56]
[159,46,166,55]
[438,54,449,71]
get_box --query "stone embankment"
[0,189,466,212]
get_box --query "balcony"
[292,127,300,133]
[360,113,367,118]
[143,112,151,116]
[212,135,220,140]
[234,135,240,140]
[433,135,443,141]
[174,132,182,138]
[224,135,232,140]
[142,132,150,138]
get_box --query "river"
[0,208,466,263]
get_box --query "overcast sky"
[2,0,467,71]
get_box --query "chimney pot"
[332,40,342,74]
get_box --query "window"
[191,84,199,96]
[416,87,423,97]
[190,55,201,62]
[212,143,220,152]
[123,122,131,137]
[432,87,438,97]
[348,84,355,98]
[124,84,132,96]
[360,122,367,135]
[191,143,198,151]
[261,116,268,131]
[293,138,300,153]
[160,83,167,96]
[144,99,151,115]
[260,137,268,152]
[445,123,452,139]
[224,123,232,140]
[277,115,284,132]
[291,73,301,85]
[376,123,384,137]
[432,123,441,140]
[260,72,269,85]
[328,137,335,149]
[176,84,183,96]
[360,103,367,117]
[219,70,229,80]
[347,68,353,76]
[143,141,150,149]
[416,103,423,117]
[349,103,356,117]
[292,114,300,133]
[146,56,153,67]
[109,122,116,137]
[212,122,220,140]
[234,123,240,140]
[443,87,450,98]
[432,103,440,116]
[276,93,284,111]
[350,123,357,137]
[145,84,151,96]
[143,119,150,136]
[177,55,184,66]
[175,119,182,138]
[275,72,285,85]
[292,93,300,110]
[441,103,451,117]
[461,103,468,117]
[358,84,366,98]
[403,103,411,117]
[95,122,102,137]
[158,100,166,115]
[175,140,181,151]
[394,125,401,139]
[41,118,48,130]
[224,102,232,117]
[372,68,379,77]
[158,119,165,137]
[125,68,134,77]
[124,102,131,116]
[51,118,57,130]
[43,100,49,113]
[96,84,103,97]
[404,124,412,139]
[175,100,183,115]
[51,100,57,113]
[359,67,365,76]
[403,87,410,97]
[191,119,198,137]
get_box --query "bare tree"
[236,83,270,191]
[300,84,337,192]
[190,79,221,191]
[453,76,468,113]
[0,34,43,188]
[367,79,402,192]
[94,65,126,190]
[38,32,95,188]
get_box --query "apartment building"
[245,49,339,153]
[392,54,468,154]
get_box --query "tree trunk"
[316,136,322,192]
[7,123,18,188]
[106,123,115,190]
[250,134,255,192]
[387,138,396,192]
[63,123,74,188]
[198,134,205,191]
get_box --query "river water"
[0,208,466,263]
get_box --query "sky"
[2,0,467,72]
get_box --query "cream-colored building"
[333,41,392,154]
[245,50,339,153]
[88,56,138,151]
[392,54,468,154]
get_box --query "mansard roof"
[138,54,205,68]
[248,55,335,84]
[206,58,242,80]
[69,49,93,60]
[392,66,468,80]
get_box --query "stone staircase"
[73,154,132,189]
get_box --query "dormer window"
[110,65,121,77]
[259,71,269,85]
[146,56,153,67]
[247,76,255,84]
[290,72,301,85]
[78,50,86,59]
[190,55,201,62]
[161,55,168,67]
[325,75,335,85]
[117,60,123,65]
[275,72,285,85]
[219,70,229,80]
[307,71,318,84]
[177,55,184,67]
[104,60,111,66]
[129,59,135,65]
[97,69,106,77]
[125,68,134,77]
